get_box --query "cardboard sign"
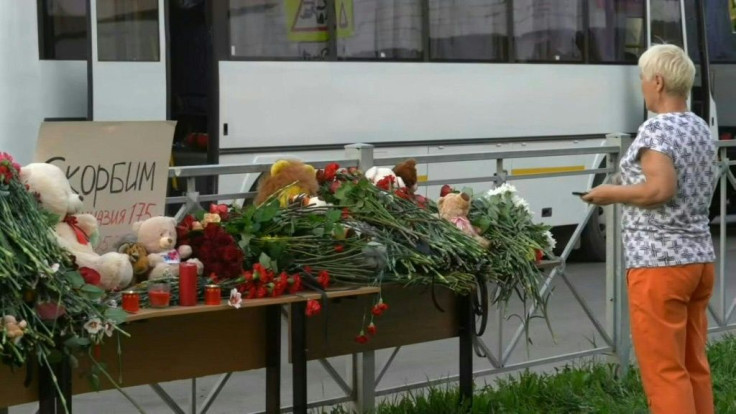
[35,121,175,253]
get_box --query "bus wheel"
[578,171,606,262]
[578,204,606,262]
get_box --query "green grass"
[325,335,736,414]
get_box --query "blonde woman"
[583,44,716,414]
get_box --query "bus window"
[38,0,88,60]
[229,0,330,60]
[587,0,645,63]
[428,0,508,62]
[707,0,736,62]
[649,0,683,47]
[337,0,423,60]
[512,0,585,62]
[96,0,160,62]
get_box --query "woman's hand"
[581,149,676,208]
[581,185,618,206]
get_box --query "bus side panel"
[0,3,87,163]
[40,60,88,119]
[713,64,736,130]
[218,62,642,150]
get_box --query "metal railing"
[157,136,631,413]
[12,135,734,414]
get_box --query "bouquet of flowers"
[466,183,555,324]
[0,153,128,412]
[177,205,244,280]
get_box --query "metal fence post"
[345,143,375,171]
[351,350,376,413]
[604,133,631,374]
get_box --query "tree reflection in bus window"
[96,0,160,62]
[38,0,88,60]
[649,0,683,47]
[707,0,736,62]
[337,0,423,60]
[513,0,585,62]
[428,0,508,61]
[588,0,645,63]
[228,0,329,60]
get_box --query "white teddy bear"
[20,163,133,290]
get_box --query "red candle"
[179,262,198,306]
[122,291,140,313]
[149,291,171,308]
[204,285,221,305]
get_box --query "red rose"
[209,204,229,220]
[341,208,349,219]
[329,180,342,194]
[334,245,344,253]
[79,267,101,286]
[367,323,377,336]
[323,163,339,181]
[223,246,240,262]
[440,185,454,198]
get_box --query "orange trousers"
[628,263,715,414]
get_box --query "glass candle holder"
[121,291,140,313]
[148,283,171,308]
[204,285,221,305]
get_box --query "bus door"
[648,0,718,137]
[87,0,167,121]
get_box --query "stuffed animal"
[20,163,133,290]
[133,216,203,280]
[364,166,405,190]
[118,241,150,283]
[438,192,491,249]
[393,159,418,194]
[254,160,319,206]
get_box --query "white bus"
[1,0,735,260]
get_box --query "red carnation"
[305,299,321,317]
[317,270,330,289]
[289,274,303,294]
[334,244,344,253]
[367,322,377,336]
[355,332,369,344]
[341,208,350,220]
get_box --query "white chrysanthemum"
[511,194,532,214]
[544,231,556,250]
[484,183,517,198]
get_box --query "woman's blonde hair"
[638,44,696,98]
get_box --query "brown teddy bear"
[438,192,490,249]
[117,241,150,283]
[255,160,319,206]
[393,159,418,194]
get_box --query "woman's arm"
[581,149,677,208]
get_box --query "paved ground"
[8,228,736,414]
